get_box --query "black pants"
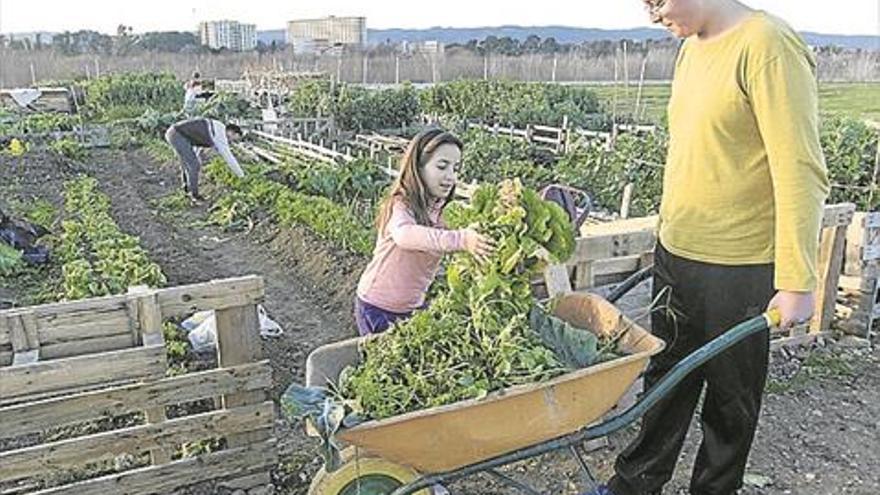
[608,243,774,495]
[164,127,202,196]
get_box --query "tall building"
[198,20,257,51]
[286,16,366,54]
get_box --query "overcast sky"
[0,0,878,36]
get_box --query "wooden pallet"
[0,87,73,113]
[544,204,856,341]
[840,211,880,339]
[0,276,276,495]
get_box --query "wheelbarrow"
[303,291,780,495]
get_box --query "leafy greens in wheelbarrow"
[338,179,622,420]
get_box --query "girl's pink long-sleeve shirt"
[357,200,466,313]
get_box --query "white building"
[198,20,257,51]
[286,16,366,54]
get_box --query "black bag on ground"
[0,208,51,265]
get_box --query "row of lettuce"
[0,176,193,369]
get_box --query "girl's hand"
[462,229,495,263]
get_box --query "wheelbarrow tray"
[305,292,665,474]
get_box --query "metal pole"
[362,54,368,84]
[622,40,629,94]
[635,57,648,119]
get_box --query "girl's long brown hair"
[375,128,462,232]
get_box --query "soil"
[1,148,877,495]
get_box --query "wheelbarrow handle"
[391,311,782,495]
[582,309,780,440]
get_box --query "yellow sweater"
[659,11,830,291]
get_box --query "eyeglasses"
[646,0,668,23]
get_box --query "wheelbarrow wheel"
[309,447,433,495]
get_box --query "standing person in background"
[164,117,245,202]
[583,1,830,494]
[183,71,203,117]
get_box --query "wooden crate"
[0,276,276,495]
[0,88,73,113]
[840,211,880,338]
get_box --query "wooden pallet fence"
[466,118,569,154]
[543,204,855,339]
[251,130,353,164]
[0,276,276,495]
[840,211,880,339]
[245,116,336,139]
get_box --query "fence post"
[362,55,368,85]
[128,286,171,465]
[215,304,265,434]
[214,301,272,491]
[561,115,571,154]
[811,205,856,334]
[620,183,634,219]
[868,126,880,208]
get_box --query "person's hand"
[462,229,495,263]
[766,290,815,329]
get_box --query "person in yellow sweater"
[584,1,830,495]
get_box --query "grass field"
[583,82,880,124]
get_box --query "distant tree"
[114,24,135,55]
[540,37,561,54]
[522,34,542,53]
[137,31,200,52]
[52,30,112,55]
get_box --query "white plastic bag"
[182,310,216,353]
[180,304,283,354]
[258,304,284,338]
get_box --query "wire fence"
[2,46,878,87]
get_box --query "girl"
[355,128,494,336]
